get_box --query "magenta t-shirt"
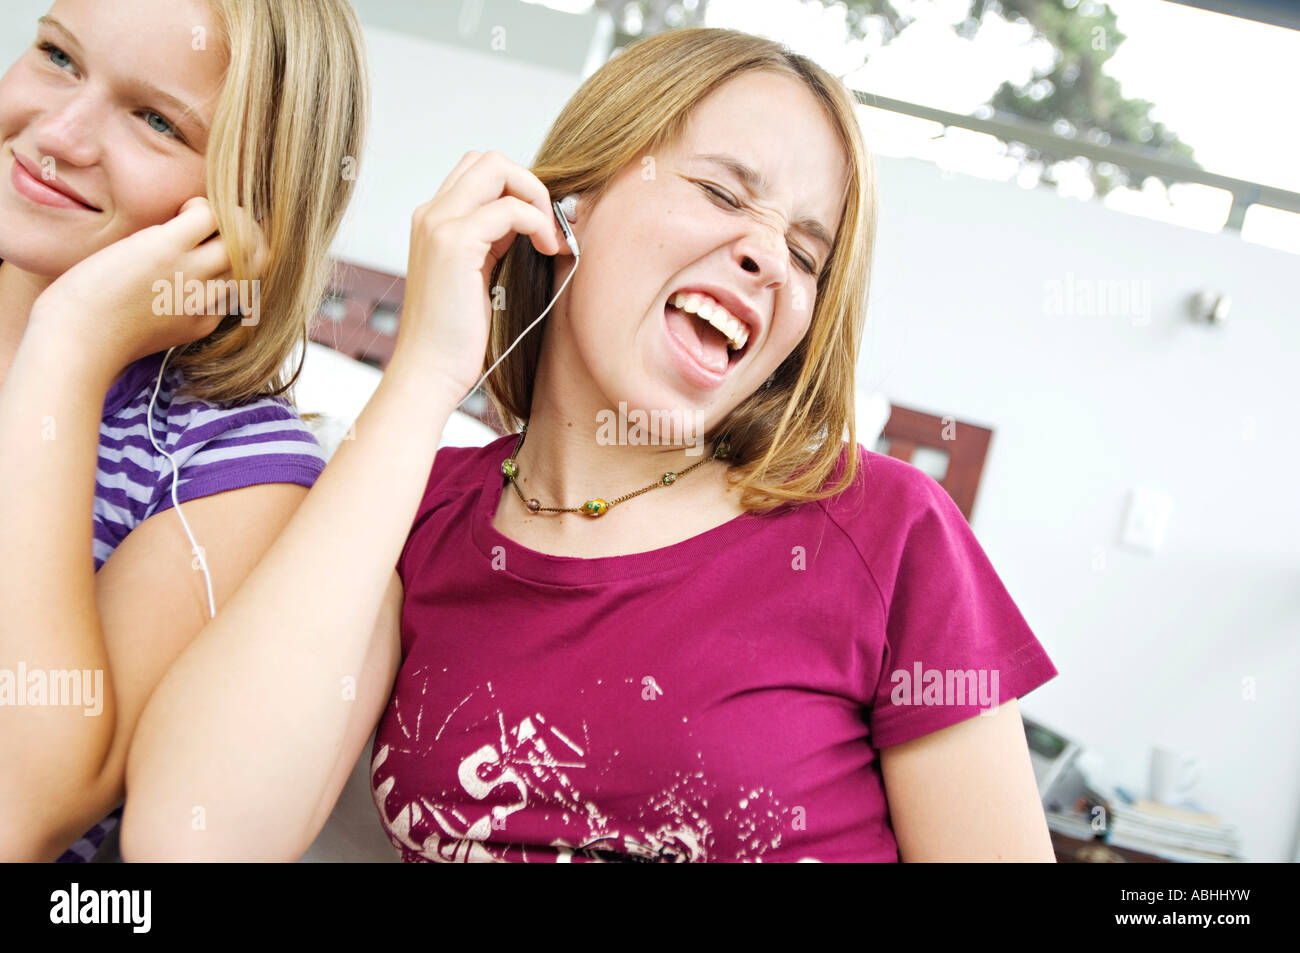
[371,433,1058,862]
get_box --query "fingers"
[173,203,271,310]
[163,199,268,274]
[174,206,264,326]
[203,269,243,323]
[414,150,484,225]
[464,196,557,261]
[166,196,221,250]
[433,150,483,201]
[455,152,556,247]
[423,150,562,256]
[186,234,232,283]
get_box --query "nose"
[731,215,789,289]
[31,89,102,169]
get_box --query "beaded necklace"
[500,423,731,518]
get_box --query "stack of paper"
[1105,799,1244,862]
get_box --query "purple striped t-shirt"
[56,350,327,863]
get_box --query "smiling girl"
[0,0,366,861]
[125,27,1058,862]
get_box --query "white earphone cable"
[456,250,580,410]
[147,346,217,620]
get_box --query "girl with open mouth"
[123,25,1057,864]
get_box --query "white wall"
[335,4,602,273]
[4,0,1295,864]
[0,0,47,67]
[862,156,1300,862]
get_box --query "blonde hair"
[486,27,877,514]
[171,0,368,405]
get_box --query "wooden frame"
[311,261,405,369]
[312,261,507,433]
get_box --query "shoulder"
[154,385,322,468]
[435,431,514,480]
[804,441,975,608]
[94,356,321,567]
[169,393,324,456]
[102,360,326,515]
[103,355,317,444]
[396,432,513,582]
[813,441,951,542]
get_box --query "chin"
[0,237,54,273]
[588,382,704,447]
[0,239,83,277]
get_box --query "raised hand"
[393,150,566,405]
[28,197,267,375]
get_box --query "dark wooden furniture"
[1050,830,1172,863]
[312,260,507,433]
[312,261,405,370]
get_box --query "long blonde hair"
[487,27,877,514]
[171,0,368,405]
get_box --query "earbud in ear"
[552,193,581,257]
[558,194,578,222]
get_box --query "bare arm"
[2,482,316,861]
[0,310,415,863]
[121,149,566,861]
[0,330,122,854]
[122,366,450,861]
[0,199,264,858]
[879,698,1056,862]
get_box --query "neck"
[512,330,726,515]
[0,261,52,385]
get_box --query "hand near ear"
[395,149,568,407]
[27,197,268,379]
[216,200,271,287]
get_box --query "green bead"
[662,472,677,485]
[582,498,609,517]
[501,458,518,479]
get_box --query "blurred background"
[3,0,1295,863]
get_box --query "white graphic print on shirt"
[370,678,794,862]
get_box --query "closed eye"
[697,180,818,275]
[700,180,740,209]
[789,243,817,275]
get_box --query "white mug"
[1148,745,1201,805]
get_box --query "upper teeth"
[672,292,750,351]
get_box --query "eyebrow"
[694,152,835,253]
[37,15,210,140]
[37,15,79,47]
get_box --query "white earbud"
[553,193,581,257]
[557,193,578,223]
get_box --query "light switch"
[1121,487,1174,554]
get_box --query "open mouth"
[663,292,753,380]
